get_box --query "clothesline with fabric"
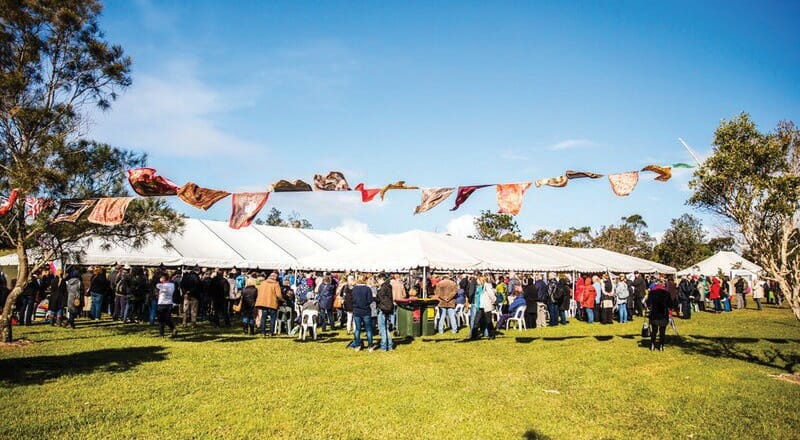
[0,162,695,230]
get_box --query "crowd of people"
[0,264,783,352]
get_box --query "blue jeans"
[618,304,628,323]
[258,307,277,335]
[90,292,104,320]
[320,307,334,331]
[21,296,35,325]
[585,307,594,324]
[353,315,373,349]
[438,307,457,333]
[123,300,133,322]
[378,312,392,351]
[559,310,567,325]
[149,298,158,325]
[548,304,559,326]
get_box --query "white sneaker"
[368,347,374,353]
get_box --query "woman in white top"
[156,275,177,338]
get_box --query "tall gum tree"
[689,113,800,320]
[0,0,182,342]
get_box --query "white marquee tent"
[0,219,676,274]
[677,251,762,278]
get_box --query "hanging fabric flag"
[53,199,96,223]
[608,172,639,197]
[0,189,19,216]
[25,197,51,221]
[269,179,313,192]
[672,163,695,169]
[177,182,230,210]
[534,176,568,188]
[354,183,381,203]
[641,164,672,182]
[127,168,180,196]
[230,192,270,229]
[496,183,532,215]
[450,185,491,211]
[414,187,455,214]
[379,181,419,200]
[313,171,351,191]
[87,197,134,226]
[565,170,604,180]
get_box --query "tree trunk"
[1,243,29,343]
[790,286,800,322]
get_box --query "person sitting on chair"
[496,293,526,329]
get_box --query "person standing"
[581,278,597,324]
[709,277,722,313]
[89,267,110,321]
[734,277,746,310]
[64,269,83,329]
[534,274,549,328]
[376,273,394,351]
[351,275,375,352]
[753,280,765,311]
[615,275,629,323]
[317,276,336,331]
[521,277,537,329]
[180,267,202,327]
[557,276,571,325]
[255,272,283,336]
[599,274,615,324]
[678,276,693,319]
[435,273,458,334]
[155,275,178,338]
[646,278,671,351]
[632,271,647,317]
[239,278,258,335]
[547,273,561,327]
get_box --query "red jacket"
[709,278,721,300]
[574,277,585,303]
[581,279,596,308]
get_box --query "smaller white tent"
[677,251,762,278]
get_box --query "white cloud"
[445,214,477,238]
[547,139,595,151]
[90,60,262,157]
[332,219,379,242]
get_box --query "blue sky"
[91,0,800,239]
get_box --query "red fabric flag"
[127,168,180,196]
[354,183,381,203]
[177,182,230,210]
[0,189,19,216]
[450,185,491,211]
[229,192,270,229]
[496,183,532,215]
[87,197,134,226]
[608,172,639,196]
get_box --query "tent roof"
[677,251,762,276]
[296,230,675,273]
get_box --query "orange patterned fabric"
[496,183,532,215]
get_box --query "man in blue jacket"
[496,294,526,329]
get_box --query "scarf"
[535,176,568,188]
[313,171,351,191]
[565,170,603,180]
[450,185,491,211]
[641,164,672,182]
[414,187,455,214]
[354,183,381,203]
[608,172,639,197]
[177,182,230,210]
[379,181,419,200]
[269,179,313,192]
[229,192,270,229]
[87,197,134,226]
[127,168,180,196]
[0,189,19,216]
[53,199,97,223]
[496,182,532,215]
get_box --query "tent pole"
[422,267,427,298]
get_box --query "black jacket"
[377,280,393,313]
[90,273,111,296]
[239,285,257,318]
[633,276,647,299]
[646,286,671,322]
[180,272,202,299]
[523,282,538,308]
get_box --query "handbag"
[232,300,242,313]
[641,322,650,338]
[333,294,343,309]
[73,299,81,307]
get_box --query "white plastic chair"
[506,306,527,330]
[274,307,292,335]
[492,304,503,324]
[299,310,318,341]
[454,304,467,327]
[434,306,440,326]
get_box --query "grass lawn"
[1,306,799,439]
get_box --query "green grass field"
[1,306,799,439]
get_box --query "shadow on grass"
[679,336,800,373]
[0,346,168,385]
[522,428,553,440]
